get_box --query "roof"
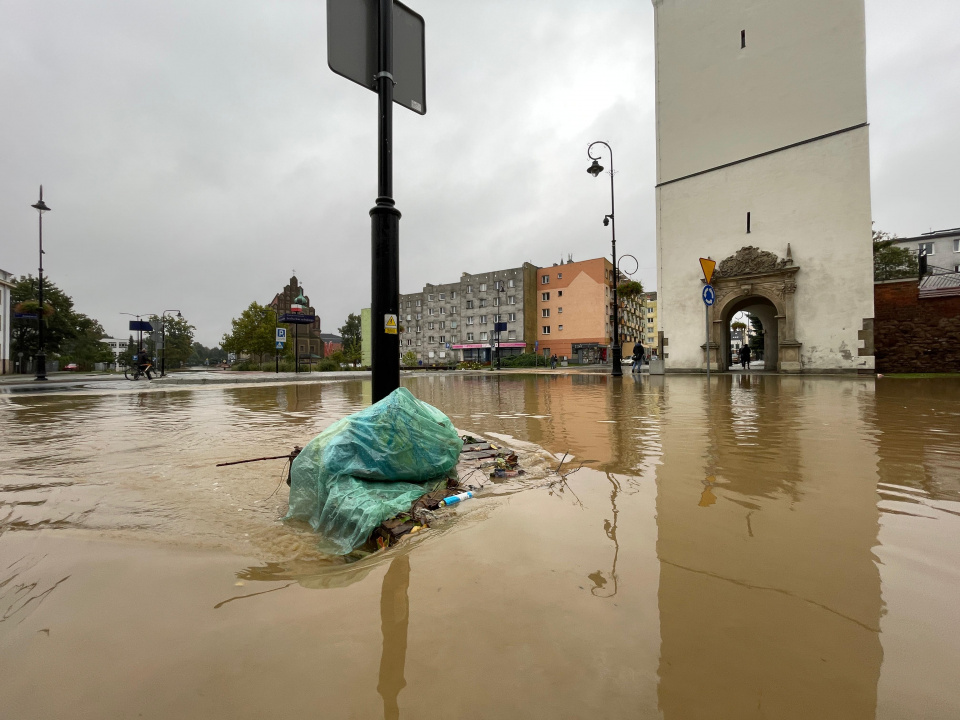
[894,228,960,244]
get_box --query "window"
[466,300,474,309]
[507,296,516,305]
[508,279,515,288]
[494,297,501,306]
[480,283,487,292]
[429,336,435,343]
[406,301,411,308]
[542,326,551,334]
[919,242,935,255]
[542,309,550,318]
[416,326,421,333]
[417,340,422,346]
[439,351,446,358]
[427,294,434,301]
[480,332,488,341]
[428,308,434,316]
[450,306,457,314]
[558,324,564,331]
[494,314,502,322]
[467,285,473,294]
[746,211,751,234]
[557,290,563,297]
[439,321,445,330]
[541,275,550,284]
[479,298,487,308]
[439,293,445,300]
[508,313,516,322]
[558,273,562,279]
[451,291,458,299]
[955,264,960,273]
[479,315,487,324]
[541,292,550,301]
[467,317,474,325]
[416,299,421,307]
[440,307,445,315]
[954,239,960,252]
[450,336,457,343]
[428,322,434,330]
[405,314,411,321]
[557,307,563,314]
[507,331,516,340]
[467,332,474,341]
[439,336,446,343]
[741,29,746,48]
[416,313,422,320]
[429,351,435,358]
[407,340,412,346]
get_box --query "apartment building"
[536,257,616,364]
[0,268,14,374]
[642,291,658,349]
[399,263,538,364]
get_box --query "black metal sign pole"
[370,0,401,403]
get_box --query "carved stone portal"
[705,247,802,372]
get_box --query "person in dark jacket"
[739,344,751,369]
[631,342,644,373]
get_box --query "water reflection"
[378,554,411,720]
[655,377,883,719]
[588,474,621,598]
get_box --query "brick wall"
[874,280,960,372]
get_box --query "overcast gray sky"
[2,1,958,346]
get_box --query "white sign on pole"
[276,328,287,341]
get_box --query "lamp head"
[32,185,50,214]
[603,216,610,227]
[587,159,604,177]
[176,311,182,318]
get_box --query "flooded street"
[2,373,959,719]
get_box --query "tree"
[339,313,363,367]
[873,228,917,281]
[748,316,764,355]
[145,314,196,370]
[119,335,137,368]
[402,350,418,367]
[731,321,747,332]
[221,302,285,370]
[60,316,114,370]
[10,275,81,363]
[187,342,227,366]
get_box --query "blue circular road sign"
[702,284,716,306]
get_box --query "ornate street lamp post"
[587,142,622,377]
[31,186,50,381]
[160,309,182,377]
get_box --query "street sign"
[445,343,450,349]
[702,284,715,306]
[384,314,398,335]
[276,328,287,341]
[327,0,426,114]
[14,312,38,320]
[276,341,285,349]
[494,322,508,332]
[280,313,316,324]
[129,320,153,332]
[699,257,716,285]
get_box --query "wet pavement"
[1,373,959,719]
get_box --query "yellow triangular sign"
[699,257,716,285]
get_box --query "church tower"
[652,0,874,372]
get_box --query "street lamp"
[587,141,622,377]
[267,305,280,374]
[160,309,182,377]
[494,281,507,370]
[31,186,50,381]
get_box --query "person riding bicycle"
[137,347,153,377]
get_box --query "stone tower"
[651,0,874,372]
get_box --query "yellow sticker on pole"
[384,314,398,335]
[699,257,716,285]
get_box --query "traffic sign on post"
[276,328,287,342]
[276,341,285,349]
[699,257,716,285]
[702,284,715,306]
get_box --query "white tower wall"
[652,0,875,372]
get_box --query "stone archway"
[704,246,802,372]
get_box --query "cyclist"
[137,347,154,379]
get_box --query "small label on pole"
[384,314,398,335]
[699,257,716,285]
[276,341,285,349]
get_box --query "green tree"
[221,302,285,370]
[338,313,363,366]
[187,342,227,366]
[10,275,81,363]
[873,228,917,281]
[145,314,196,370]
[402,350,418,367]
[748,316,764,355]
[119,335,137,368]
[61,316,114,370]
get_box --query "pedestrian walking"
[550,354,558,370]
[631,342,644,374]
[739,344,751,370]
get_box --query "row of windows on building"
[404,279,520,307]
[402,328,519,346]
[405,312,519,333]
[917,239,960,255]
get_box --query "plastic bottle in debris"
[440,491,474,507]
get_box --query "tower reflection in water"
[655,375,883,719]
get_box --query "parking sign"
[276,328,287,342]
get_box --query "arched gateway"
[704,247,802,372]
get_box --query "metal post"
[705,303,710,381]
[295,324,299,374]
[161,318,166,377]
[34,189,47,381]
[370,0,401,403]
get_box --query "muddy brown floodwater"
[1,373,959,719]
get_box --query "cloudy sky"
[2,1,958,346]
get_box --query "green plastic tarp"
[285,387,463,554]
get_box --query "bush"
[456,361,483,370]
[316,359,339,372]
[499,352,541,368]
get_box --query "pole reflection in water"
[377,554,411,720]
[588,474,621,598]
